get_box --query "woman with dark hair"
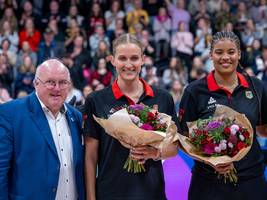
[179,31,267,200]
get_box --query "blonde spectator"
[194,17,212,55]
[14,55,35,96]
[171,21,194,72]
[126,0,149,34]
[0,7,18,32]
[64,18,87,49]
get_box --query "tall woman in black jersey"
[179,31,267,200]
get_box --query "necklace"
[214,73,239,92]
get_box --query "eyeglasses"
[36,77,70,89]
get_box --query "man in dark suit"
[0,59,85,200]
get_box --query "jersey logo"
[245,91,253,99]
[208,97,216,104]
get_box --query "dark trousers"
[189,173,267,200]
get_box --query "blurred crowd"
[0,0,267,115]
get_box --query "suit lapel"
[65,108,79,166]
[28,93,58,158]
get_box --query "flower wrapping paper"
[93,108,178,154]
[178,105,253,167]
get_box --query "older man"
[0,59,85,200]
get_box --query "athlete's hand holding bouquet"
[93,104,178,173]
[178,105,253,184]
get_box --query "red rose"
[237,142,246,150]
[224,127,231,135]
[242,130,250,139]
[147,112,156,121]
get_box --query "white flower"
[220,140,227,144]
[230,124,240,135]
[214,146,222,153]
[130,114,140,124]
[228,142,234,148]
[239,134,245,141]
[219,142,227,150]
[138,122,143,127]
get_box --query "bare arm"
[84,137,99,200]
[164,0,172,6]
[256,125,267,137]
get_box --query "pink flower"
[203,143,216,155]
[140,124,154,130]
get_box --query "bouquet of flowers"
[178,105,253,184]
[93,104,178,173]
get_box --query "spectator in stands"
[66,80,84,106]
[0,53,13,95]
[41,0,64,30]
[89,24,110,57]
[90,57,112,89]
[194,17,212,56]
[16,41,37,73]
[243,39,262,74]
[234,1,251,32]
[63,34,91,90]
[143,0,163,21]
[18,1,40,29]
[87,2,105,36]
[193,0,211,23]
[162,57,187,89]
[0,38,17,66]
[126,0,149,34]
[214,0,233,32]
[47,17,65,42]
[64,17,87,50]
[19,17,41,52]
[93,39,111,68]
[171,21,194,73]
[257,46,267,83]
[170,79,183,113]
[82,84,93,104]
[0,84,12,103]
[143,64,162,87]
[164,0,191,33]
[104,0,125,39]
[0,20,19,53]
[114,18,126,39]
[0,7,18,32]
[64,4,84,27]
[207,0,223,15]
[190,56,208,81]
[241,19,262,49]
[140,29,155,58]
[37,27,65,64]
[14,55,35,96]
[153,7,171,60]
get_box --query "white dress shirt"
[37,94,78,200]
